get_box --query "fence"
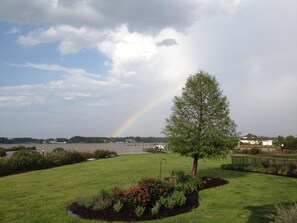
[231,155,297,166]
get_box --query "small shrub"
[46,149,86,166]
[77,195,94,208]
[66,151,86,163]
[92,196,113,211]
[113,200,123,213]
[164,191,187,209]
[171,177,201,194]
[135,206,145,217]
[0,148,6,157]
[268,202,297,223]
[171,191,187,206]
[9,150,42,171]
[92,189,113,211]
[0,158,12,176]
[165,197,176,209]
[159,196,167,206]
[151,202,161,215]
[171,170,191,183]
[80,152,94,160]
[94,150,117,159]
[46,148,67,165]
[266,167,278,174]
[190,176,202,192]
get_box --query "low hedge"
[0,148,117,177]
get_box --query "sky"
[0,0,297,138]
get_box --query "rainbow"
[112,83,184,137]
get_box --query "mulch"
[68,176,228,222]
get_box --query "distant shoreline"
[0,142,165,157]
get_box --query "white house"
[240,133,260,145]
[262,140,273,146]
[240,133,274,146]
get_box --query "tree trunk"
[191,155,199,176]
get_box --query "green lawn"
[0,153,296,223]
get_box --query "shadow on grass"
[247,201,297,223]
[199,167,251,180]
[245,204,274,223]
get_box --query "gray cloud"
[157,38,178,47]
[0,1,296,137]
[0,0,200,33]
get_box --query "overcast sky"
[0,0,296,138]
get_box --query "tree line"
[0,136,166,144]
[275,135,297,150]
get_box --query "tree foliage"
[276,135,297,150]
[163,71,237,176]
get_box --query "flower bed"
[68,174,228,222]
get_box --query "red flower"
[115,189,122,195]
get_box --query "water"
[0,143,161,157]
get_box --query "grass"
[0,153,296,223]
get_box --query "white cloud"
[18,26,105,54]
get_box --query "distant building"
[262,140,273,146]
[240,133,260,145]
[240,133,273,146]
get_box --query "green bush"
[94,150,117,159]
[9,150,42,171]
[0,148,6,157]
[46,148,67,165]
[269,202,297,223]
[66,151,86,164]
[46,149,86,166]
[0,158,12,176]
[80,152,94,160]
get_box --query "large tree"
[163,71,238,176]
